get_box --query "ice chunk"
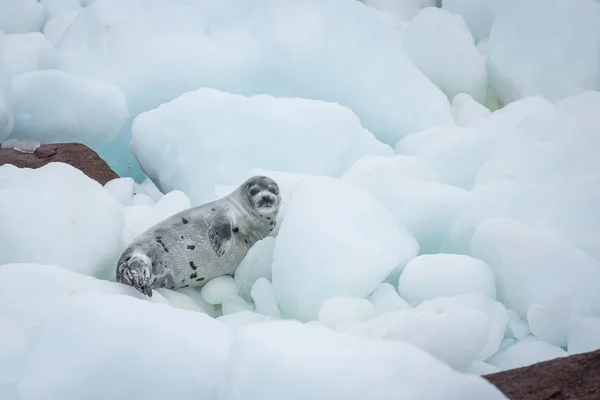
[472,95,555,131]
[0,313,27,400]
[0,33,57,77]
[217,311,272,334]
[41,0,85,18]
[446,181,600,262]
[344,164,469,253]
[234,237,274,303]
[486,336,569,371]
[568,317,600,355]
[134,177,164,203]
[131,193,154,206]
[19,294,232,400]
[0,46,13,141]
[132,88,393,205]
[152,288,205,313]
[201,275,238,306]
[176,286,221,317]
[451,93,491,127]
[398,254,496,305]
[58,0,454,145]
[466,361,500,376]
[221,295,254,316]
[470,218,600,318]
[43,9,82,44]
[0,262,192,366]
[402,7,486,103]
[368,282,412,313]
[362,0,436,21]
[317,296,377,328]
[0,0,45,34]
[506,310,530,340]
[218,320,509,400]
[342,154,443,184]
[10,70,129,149]
[394,94,545,175]
[396,126,494,189]
[487,0,600,105]
[0,163,123,279]
[527,293,577,348]
[556,91,600,128]
[475,106,600,188]
[442,0,498,41]
[104,177,135,206]
[339,307,491,371]
[416,294,509,361]
[272,177,418,321]
[250,278,281,319]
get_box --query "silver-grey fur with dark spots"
[115,176,281,297]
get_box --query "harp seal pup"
[116,176,281,297]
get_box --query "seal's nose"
[261,194,272,204]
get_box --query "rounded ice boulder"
[57,0,455,144]
[0,33,57,77]
[0,163,124,279]
[18,294,232,400]
[132,88,393,205]
[486,0,600,104]
[343,155,470,254]
[398,254,496,305]
[217,320,509,400]
[0,46,14,142]
[402,7,487,103]
[271,176,419,322]
[471,218,600,318]
[0,0,45,34]
[10,70,129,149]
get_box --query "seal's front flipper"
[208,212,232,257]
[117,252,154,297]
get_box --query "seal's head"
[239,176,281,217]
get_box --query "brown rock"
[484,349,600,400]
[0,142,119,185]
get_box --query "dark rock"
[484,349,600,400]
[0,142,119,185]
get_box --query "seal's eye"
[267,185,279,195]
[249,186,260,197]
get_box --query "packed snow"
[1,0,600,398]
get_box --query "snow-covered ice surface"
[1,0,600,398]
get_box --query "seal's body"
[116,176,281,296]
